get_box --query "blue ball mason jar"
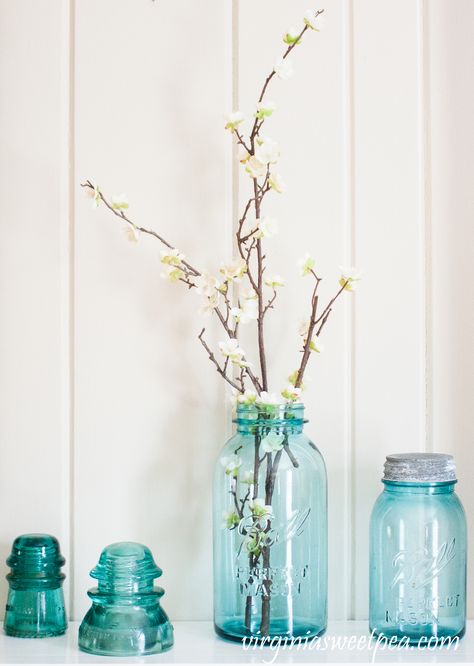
[369,453,467,644]
[213,403,327,642]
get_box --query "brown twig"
[253,179,268,391]
[263,288,278,316]
[198,328,243,392]
[249,10,325,147]
[295,278,348,388]
[81,181,200,277]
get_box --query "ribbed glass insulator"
[4,534,67,638]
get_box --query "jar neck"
[88,585,164,606]
[7,572,65,590]
[234,403,306,435]
[383,480,457,495]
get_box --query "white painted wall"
[0,0,472,622]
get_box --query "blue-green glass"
[4,534,67,638]
[78,542,173,656]
[213,403,327,641]
[370,481,467,643]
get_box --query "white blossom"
[224,111,244,132]
[257,391,281,406]
[274,57,294,80]
[160,264,184,282]
[85,183,101,208]
[111,193,129,210]
[222,509,240,529]
[264,274,285,288]
[193,272,221,297]
[219,338,251,368]
[220,454,242,477]
[281,385,302,402]
[231,299,258,324]
[299,253,316,277]
[304,9,324,31]
[245,156,267,179]
[237,389,258,406]
[339,266,362,291]
[255,100,276,119]
[283,27,301,45]
[220,259,247,283]
[240,287,257,301]
[241,470,255,485]
[160,248,184,266]
[298,320,310,337]
[124,223,139,243]
[254,216,279,239]
[255,137,280,165]
[309,335,324,353]
[249,498,273,518]
[262,432,285,453]
[200,291,220,314]
[269,171,286,193]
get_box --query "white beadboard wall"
[0,0,472,622]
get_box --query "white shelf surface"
[0,621,473,665]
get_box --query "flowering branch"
[83,7,358,407]
[249,9,325,146]
[81,180,263,392]
[198,328,244,392]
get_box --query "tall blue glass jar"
[370,453,467,644]
[213,403,327,642]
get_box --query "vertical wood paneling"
[0,0,71,609]
[351,0,425,619]
[74,0,232,621]
[342,0,356,620]
[236,0,350,619]
[428,0,474,618]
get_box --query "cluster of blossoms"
[231,129,286,194]
[220,444,273,546]
[231,386,302,408]
[219,338,251,369]
[160,248,186,282]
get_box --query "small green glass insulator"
[4,534,67,638]
[78,541,174,656]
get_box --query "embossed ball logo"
[390,538,456,590]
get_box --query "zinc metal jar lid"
[383,453,457,483]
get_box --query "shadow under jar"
[370,453,467,645]
[213,403,327,642]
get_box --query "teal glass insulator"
[78,541,173,656]
[4,534,67,638]
[370,453,467,644]
[213,403,327,642]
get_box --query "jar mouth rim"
[233,417,308,425]
[236,402,304,409]
[382,479,457,486]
